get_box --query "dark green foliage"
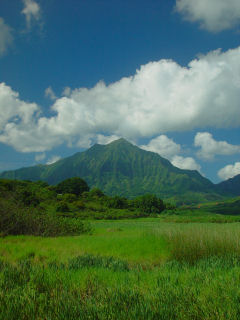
[74,200,86,210]
[0,179,91,236]
[196,198,240,215]
[134,194,165,214]
[56,201,70,212]
[61,193,77,203]
[0,178,167,228]
[89,188,105,198]
[55,177,89,196]
[0,196,91,236]
[18,190,40,207]
[106,195,129,209]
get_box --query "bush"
[134,194,165,214]
[74,200,86,210]
[17,190,40,207]
[55,177,89,196]
[0,197,91,237]
[106,196,129,209]
[56,201,70,212]
[89,188,105,198]
[62,193,77,203]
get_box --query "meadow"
[1,218,240,319]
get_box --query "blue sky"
[0,0,240,183]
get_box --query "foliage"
[56,201,70,213]
[134,194,165,213]
[0,197,90,237]
[55,177,89,196]
[106,195,129,209]
[88,187,105,198]
[0,179,91,236]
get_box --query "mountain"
[0,138,223,202]
[217,174,240,196]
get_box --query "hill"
[0,138,224,202]
[216,174,240,196]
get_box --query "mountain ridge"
[0,138,231,202]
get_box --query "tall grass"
[1,255,240,319]
[164,224,240,264]
[2,220,240,319]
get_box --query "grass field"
[1,217,240,319]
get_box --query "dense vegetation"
[2,221,240,319]
[0,138,227,203]
[1,174,240,318]
[0,178,166,236]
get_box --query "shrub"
[62,193,77,203]
[134,194,165,214]
[106,196,129,209]
[17,190,40,207]
[89,188,105,198]
[0,197,91,237]
[56,201,70,212]
[55,177,89,196]
[74,200,86,210]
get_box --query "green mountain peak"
[0,137,227,202]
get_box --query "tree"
[134,194,165,214]
[55,177,89,196]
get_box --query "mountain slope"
[217,174,240,196]
[0,138,222,200]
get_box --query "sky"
[0,0,240,183]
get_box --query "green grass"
[2,218,240,319]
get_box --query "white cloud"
[35,153,46,162]
[175,0,240,32]
[0,18,13,56]
[140,135,181,159]
[0,83,39,133]
[62,87,72,97]
[96,134,120,145]
[194,132,240,160]
[46,155,61,165]
[218,162,240,180]
[171,155,201,171]
[45,86,57,101]
[140,135,201,171]
[21,0,41,30]
[1,47,240,153]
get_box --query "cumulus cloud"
[45,86,57,101]
[175,0,240,32]
[62,87,72,97]
[218,162,240,180]
[46,155,61,165]
[140,135,201,171]
[171,155,201,171]
[0,47,240,153]
[194,132,240,160]
[96,134,120,145]
[35,153,46,162]
[140,135,181,159]
[0,18,13,56]
[21,0,41,30]
[0,83,61,152]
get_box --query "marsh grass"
[164,224,240,264]
[2,220,240,319]
[1,255,240,319]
